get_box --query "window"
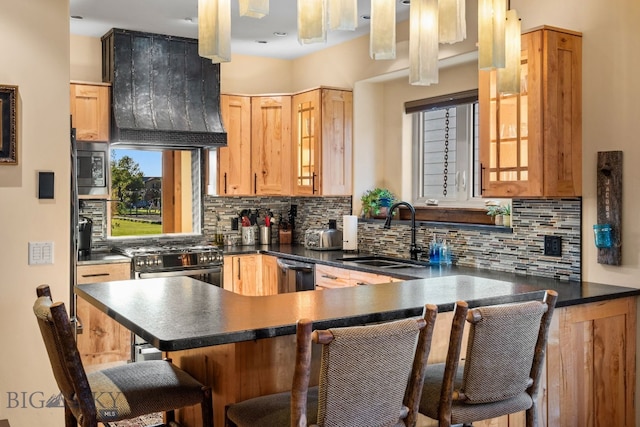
[408,90,482,206]
[109,147,202,238]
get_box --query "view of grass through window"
[110,148,163,237]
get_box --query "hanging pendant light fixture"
[298,0,327,44]
[439,0,466,44]
[198,0,231,63]
[370,0,396,59]
[328,0,357,31]
[498,9,521,94]
[409,0,439,85]
[478,0,506,70]
[239,0,269,18]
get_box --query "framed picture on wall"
[0,85,18,165]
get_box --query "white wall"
[0,1,71,426]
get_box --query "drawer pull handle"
[321,274,338,280]
[81,273,110,278]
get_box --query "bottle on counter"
[429,237,440,264]
[440,240,452,265]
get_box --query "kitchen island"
[76,271,639,427]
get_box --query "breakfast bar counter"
[76,275,639,426]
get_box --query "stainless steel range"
[117,244,224,284]
[114,244,224,361]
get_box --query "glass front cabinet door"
[479,26,582,197]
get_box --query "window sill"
[363,206,513,232]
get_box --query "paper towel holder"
[342,215,359,252]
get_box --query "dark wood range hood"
[101,28,227,148]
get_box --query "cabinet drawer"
[315,264,352,288]
[349,270,395,286]
[77,262,131,284]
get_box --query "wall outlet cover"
[544,236,562,257]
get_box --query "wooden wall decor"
[596,151,622,265]
[0,85,18,165]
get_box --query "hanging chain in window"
[443,108,450,197]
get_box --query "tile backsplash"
[81,196,580,281]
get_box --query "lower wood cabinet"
[76,262,131,366]
[315,264,397,289]
[223,254,278,296]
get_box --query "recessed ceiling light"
[273,32,288,37]
[71,15,83,20]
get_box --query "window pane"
[110,147,200,237]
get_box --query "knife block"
[279,229,292,244]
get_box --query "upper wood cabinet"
[70,82,110,142]
[219,95,252,195]
[218,95,291,195]
[252,96,292,195]
[292,88,353,196]
[479,26,582,197]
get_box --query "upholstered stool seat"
[227,386,319,427]
[87,360,208,423]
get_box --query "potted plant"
[502,204,512,227]
[486,204,504,226]
[486,203,511,226]
[361,188,396,218]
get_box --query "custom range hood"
[101,28,226,148]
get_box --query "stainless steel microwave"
[77,141,108,196]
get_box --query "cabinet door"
[292,90,321,195]
[224,254,262,296]
[251,96,292,195]
[480,28,581,197]
[479,31,542,197]
[219,95,252,195]
[70,83,110,142]
[260,255,279,296]
[321,89,352,195]
[76,262,131,366]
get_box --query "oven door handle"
[138,267,222,279]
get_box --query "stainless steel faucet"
[384,201,423,260]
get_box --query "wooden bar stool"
[419,290,558,427]
[226,304,439,427]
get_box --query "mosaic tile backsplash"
[82,196,580,281]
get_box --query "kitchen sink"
[334,256,428,269]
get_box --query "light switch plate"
[28,241,54,265]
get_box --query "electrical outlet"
[544,236,562,257]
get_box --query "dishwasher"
[277,258,315,293]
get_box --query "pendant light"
[439,0,466,44]
[328,0,357,31]
[298,0,327,44]
[478,0,506,70]
[370,0,396,59]
[198,0,231,63]
[239,0,269,19]
[498,9,521,94]
[409,0,439,85]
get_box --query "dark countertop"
[224,244,640,307]
[77,252,130,265]
[76,270,640,352]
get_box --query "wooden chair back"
[291,304,438,427]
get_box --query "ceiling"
[70,0,411,60]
